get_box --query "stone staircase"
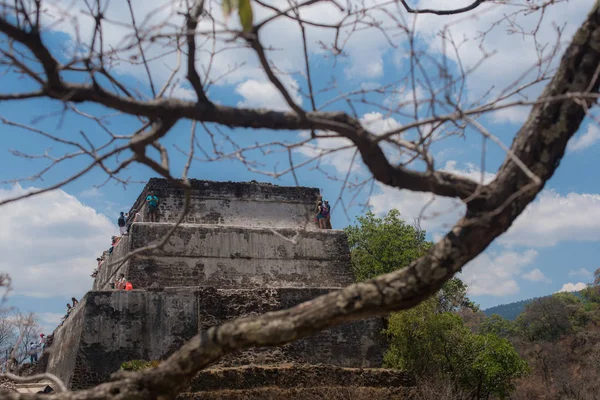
[13,381,54,394]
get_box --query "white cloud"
[499,190,600,247]
[414,0,595,104]
[384,86,427,110]
[568,268,593,280]
[522,268,551,283]
[369,160,494,234]
[79,187,103,199]
[236,78,303,111]
[460,249,538,296]
[556,282,588,293]
[490,105,532,125]
[567,124,600,153]
[37,0,595,126]
[0,184,116,298]
[38,312,65,334]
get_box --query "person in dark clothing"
[316,201,326,229]
[118,212,127,235]
[324,200,332,229]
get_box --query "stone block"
[46,287,386,390]
[129,179,322,229]
[95,224,354,290]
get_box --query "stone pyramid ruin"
[42,178,413,398]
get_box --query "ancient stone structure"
[45,178,413,397]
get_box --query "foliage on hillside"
[465,275,600,399]
[347,209,600,399]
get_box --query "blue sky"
[1,0,599,333]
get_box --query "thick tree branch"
[186,0,211,104]
[484,3,600,211]
[0,12,61,88]
[247,33,306,116]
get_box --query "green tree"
[384,299,529,399]
[344,209,431,282]
[478,314,517,339]
[516,296,575,342]
[460,334,530,399]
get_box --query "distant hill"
[483,299,537,320]
[484,291,586,320]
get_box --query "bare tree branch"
[399,0,487,16]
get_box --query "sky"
[1,0,600,334]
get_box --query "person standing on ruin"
[115,273,126,290]
[316,201,326,229]
[28,342,39,364]
[146,191,159,222]
[324,200,332,229]
[39,333,46,351]
[117,211,127,235]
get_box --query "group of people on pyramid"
[89,192,161,281]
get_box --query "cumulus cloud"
[384,86,427,110]
[38,312,65,333]
[413,0,595,103]
[490,105,532,125]
[236,78,303,111]
[460,249,539,296]
[499,190,600,247]
[369,160,495,234]
[568,268,594,280]
[79,187,103,199]
[0,185,116,298]
[522,268,551,283]
[567,124,600,153]
[557,282,588,293]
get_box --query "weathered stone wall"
[189,365,415,392]
[129,178,321,229]
[92,235,132,290]
[45,298,86,387]
[47,289,199,390]
[107,224,354,290]
[46,288,386,389]
[50,179,394,392]
[198,288,386,368]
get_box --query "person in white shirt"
[29,342,39,363]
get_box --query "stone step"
[94,224,352,291]
[14,381,54,394]
[48,289,388,390]
[189,364,414,392]
[178,386,412,400]
[130,178,321,229]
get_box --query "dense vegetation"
[345,210,600,400]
